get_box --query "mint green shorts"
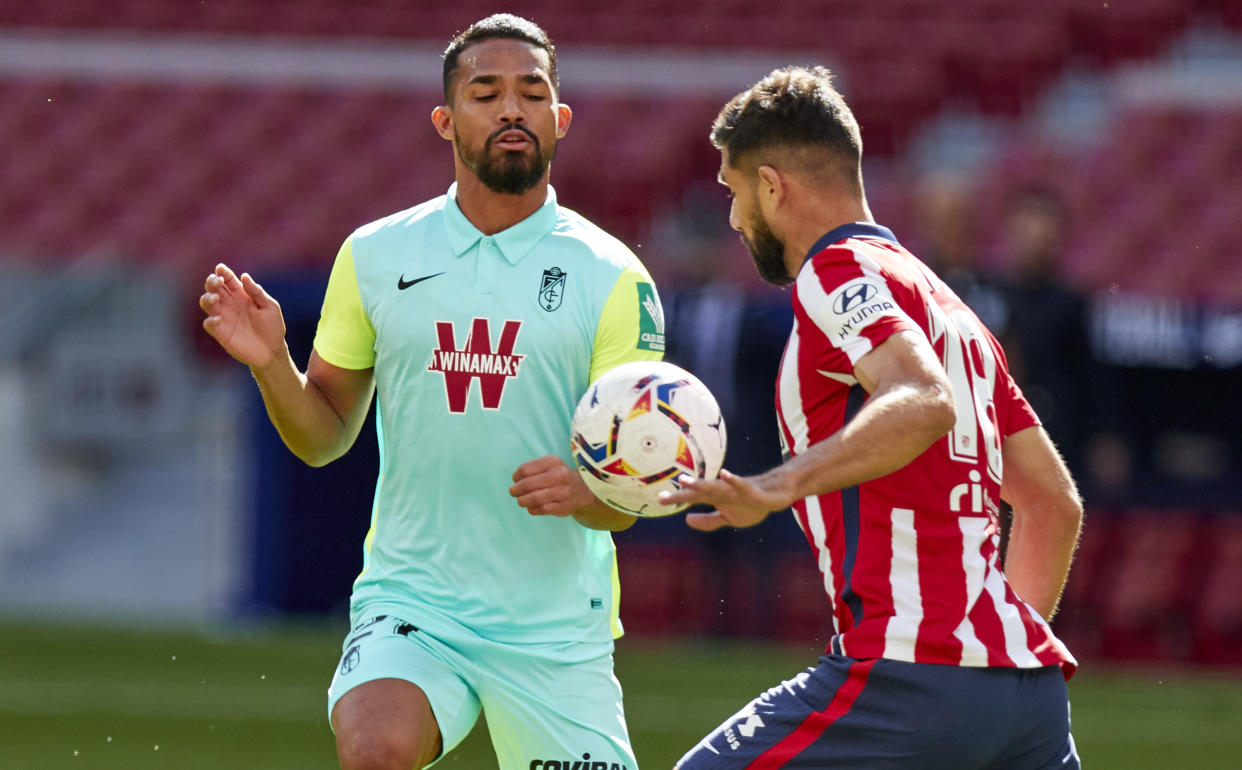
[327,613,637,770]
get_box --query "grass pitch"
[1,619,1239,768]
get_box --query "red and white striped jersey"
[777,222,1076,678]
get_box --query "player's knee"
[336,729,435,770]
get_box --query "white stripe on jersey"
[985,555,1044,668]
[953,515,993,666]
[883,507,922,661]
[804,494,839,635]
[778,330,810,454]
[845,241,889,286]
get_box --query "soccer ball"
[571,360,726,517]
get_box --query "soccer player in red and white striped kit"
[663,66,1083,769]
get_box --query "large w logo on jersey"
[427,318,524,414]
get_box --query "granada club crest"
[539,266,567,311]
[427,317,524,413]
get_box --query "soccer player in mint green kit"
[198,15,660,770]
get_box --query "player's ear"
[555,103,572,138]
[431,105,454,141]
[756,165,785,207]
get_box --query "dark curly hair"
[442,14,557,102]
[711,66,862,186]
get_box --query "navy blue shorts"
[675,656,1079,769]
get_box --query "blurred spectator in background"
[912,176,1116,520]
[912,171,1009,336]
[995,185,1094,482]
[647,192,797,636]
[658,194,792,480]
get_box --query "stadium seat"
[616,544,711,637]
[1192,516,1242,665]
[2,4,1241,300]
[1054,511,1117,658]
[772,559,836,645]
[943,19,1067,115]
[1098,510,1203,662]
[1062,0,1193,64]
[837,56,948,156]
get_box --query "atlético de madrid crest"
[540,266,567,312]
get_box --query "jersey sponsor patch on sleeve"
[798,266,917,364]
[636,282,666,352]
[821,277,901,345]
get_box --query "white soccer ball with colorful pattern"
[571,361,727,517]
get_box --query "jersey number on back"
[926,302,1002,483]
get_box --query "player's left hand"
[509,455,594,517]
[660,469,786,531]
[511,456,636,531]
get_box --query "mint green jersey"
[313,184,663,644]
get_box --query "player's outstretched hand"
[199,263,287,368]
[660,469,785,531]
[509,455,593,518]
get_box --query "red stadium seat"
[1053,511,1117,659]
[1061,0,1193,64]
[1,5,1239,299]
[1191,516,1242,665]
[772,560,835,645]
[943,19,1068,115]
[1098,510,1204,662]
[836,56,948,157]
[617,544,710,637]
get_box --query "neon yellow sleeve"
[589,262,665,383]
[313,236,377,370]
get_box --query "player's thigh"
[477,640,637,770]
[677,657,982,769]
[675,659,866,770]
[332,678,442,769]
[982,667,1079,770]
[678,657,1077,770]
[328,615,481,766]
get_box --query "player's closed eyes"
[472,93,546,103]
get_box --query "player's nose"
[498,91,524,122]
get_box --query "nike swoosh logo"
[397,272,444,290]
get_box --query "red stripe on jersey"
[1005,577,1074,673]
[809,495,852,636]
[914,507,968,663]
[968,577,1016,668]
[860,494,897,634]
[969,532,1016,667]
[751,658,877,769]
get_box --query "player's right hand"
[661,469,785,531]
[199,263,288,368]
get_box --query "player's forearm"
[1003,500,1082,620]
[572,499,637,531]
[250,347,356,467]
[775,382,955,504]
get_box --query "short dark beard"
[457,125,554,195]
[742,210,795,286]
